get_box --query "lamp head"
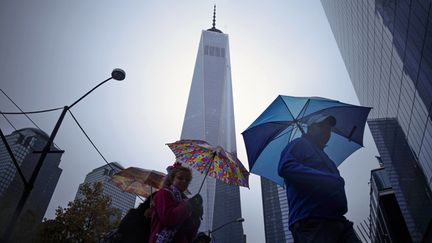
[111,68,126,81]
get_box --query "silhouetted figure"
[149,162,203,243]
[116,192,155,243]
[278,114,361,243]
[192,232,211,243]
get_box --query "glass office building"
[180,16,245,242]
[75,162,136,218]
[321,0,432,241]
[370,167,411,242]
[0,128,63,242]
[261,178,293,243]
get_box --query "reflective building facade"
[261,178,293,243]
[180,22,245,242]
[370,167,411,242]
[321,0,432,241]
[75,162,136,218]
[0,128,63,242]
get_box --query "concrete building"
[321,0,432,241]
[75,162,135,218]
[0,128,63,242]
[179,9,245,243]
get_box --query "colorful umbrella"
[166,140,249,193]
[242,95,371,186]
[110,167,166,197]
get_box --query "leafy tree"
[36,182,121,243]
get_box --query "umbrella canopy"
[242,95,371,186]
[110,167,166,197]
[166,140,249,191]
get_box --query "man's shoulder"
[283,137,314,156]
[288,137,308,148]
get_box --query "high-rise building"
[370,166,411,242]
[321,0,432,241]
[75,162,135,218]
[261,178,293,243]
[0,128,63,242]
[180,8,245,243]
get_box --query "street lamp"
[0,69,126,243]
[208,217,245,241]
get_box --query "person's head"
[164,162,192,192]
[306,114,336,149]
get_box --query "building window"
[204,45,225,58]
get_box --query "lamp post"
[208,217,245,241]
[0,68,126,243]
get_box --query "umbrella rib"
[273,126,296,141]
[347,126,357,141]
[288,126,300,141]
[295,99,311,122]
[198,151,216,194]
[279,95,297,121]
[249,122,293,162]
[293,99,310,135]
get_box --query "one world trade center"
[180,7,245,243]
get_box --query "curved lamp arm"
[209,217,245,235]
[69,68,125,109]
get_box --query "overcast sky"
[0,1,379,242]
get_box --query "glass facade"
[370,167,411,242]
[180,28,245,242]
[0,128,63,242]
[321,0,432,241]
[75,162,136,218]
[261,178,293,243]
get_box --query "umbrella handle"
[295,120,306,135]
[197,152,216,194]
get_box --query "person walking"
[149,162,203,243]
[115,192,155,243]
[278,114,361,243]
[192,232,211,243]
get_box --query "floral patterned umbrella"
[166,140,249,193]
[110,167,166,197]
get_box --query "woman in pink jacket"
[149,162,203,243]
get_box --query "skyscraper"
[180,7,245,243]
[0,128,63,242]
[370,166,411,242]
[321,0,432,241]
[75,162,135,218]
[261,178,293,243]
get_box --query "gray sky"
[0,1,378,242]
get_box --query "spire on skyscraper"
[181,9,243,241]
[212,5,216,28]
[207,5,223,33]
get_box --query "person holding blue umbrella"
[242,95,371,243]
[278,114,361,243]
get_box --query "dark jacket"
[149,187,200,243]
[278,136,348,229]
[117,202,151,243]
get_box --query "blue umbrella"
[241,95,371,186]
